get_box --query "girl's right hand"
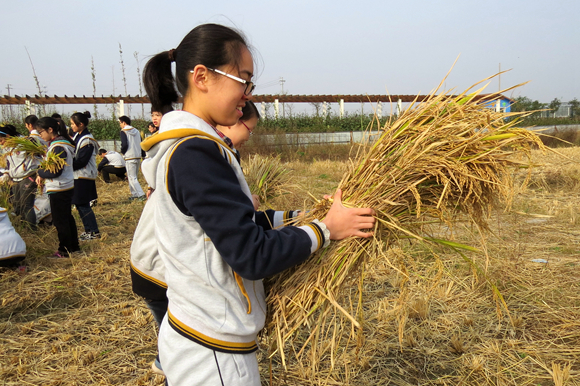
[321,189,375,240]
[35,176,44,186]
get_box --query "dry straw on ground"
[264,76,555,381]
[1,115,580,385]
[1,149,580,385]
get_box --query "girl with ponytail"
[70,111,101,240]
[132,23,375,385]
[35,117,80,258]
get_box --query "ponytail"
[143,52,179,114]
[71,111,91,129]
[143,24,251,115]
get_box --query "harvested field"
[1,146,580,385]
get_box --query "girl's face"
[70,119,82,133]
[148,124,157,133]
[151,112,162,127]
[186,46,254,127]
[38,128,56,142]
[217,116,257,148]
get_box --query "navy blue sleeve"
[38,146,66,179]
[73,143,93,170]
[97,157,109,171]
[167,138,312,280]
[120,131,128,154]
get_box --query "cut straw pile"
[264,77,546,369]
[243,154,291,205]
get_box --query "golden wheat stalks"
[265,77,544,366]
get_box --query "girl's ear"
[190,65,210,93]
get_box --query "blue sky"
[1,0,578,114]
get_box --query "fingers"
[332,189,343,204]
[353,230,374,238]
[357,207,376,216]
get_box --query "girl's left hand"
[35,176,44,185]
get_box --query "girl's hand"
[321,189,375,240]
[35,176,44,186]
[251,194,260,211]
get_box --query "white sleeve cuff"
[298,220,330,254]
[273,211,296,228]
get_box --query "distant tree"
[569,98,580,117]
[511,96,545,118]
[548,98,561,118]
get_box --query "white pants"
[158,316,261,386]
[126,160,144,198]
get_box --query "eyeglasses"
[240,120,253,135]
[200,68,255,96]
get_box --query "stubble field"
[1,145,580,385]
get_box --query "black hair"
[119,115,131,125]
[25,115,39,126]
[143,23,251,115]
[71,111,91,129]
[0,124,19,137]
[241,101,260,122]
[35,117,75,146]
[98,148,107,155]
[51,113,62,119]
[147,122,156,128]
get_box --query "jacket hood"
[140,111,234,190]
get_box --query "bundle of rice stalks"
[243,154,291,204]
[265,76,545,369]
[3,136,46,157]
[39,151,67,174]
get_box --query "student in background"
[146,122,158,136]
[97,148,127,183]
[118,116,145,201]
[0,125,20,184]
[217,101,260,209]
[151,110,163,130]
[25,115,47,147]
[35,117,80,259]
[70,111,101,241]
[2,124,40,228]
[216,100,258,150]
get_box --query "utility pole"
[280,77,286,118]
[6,84,13,119]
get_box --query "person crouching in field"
[70,112,101,241]
[35,117,80,259]
[118,116,146,201]
[97,149,127,183]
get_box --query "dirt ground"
[1,147,580,385]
